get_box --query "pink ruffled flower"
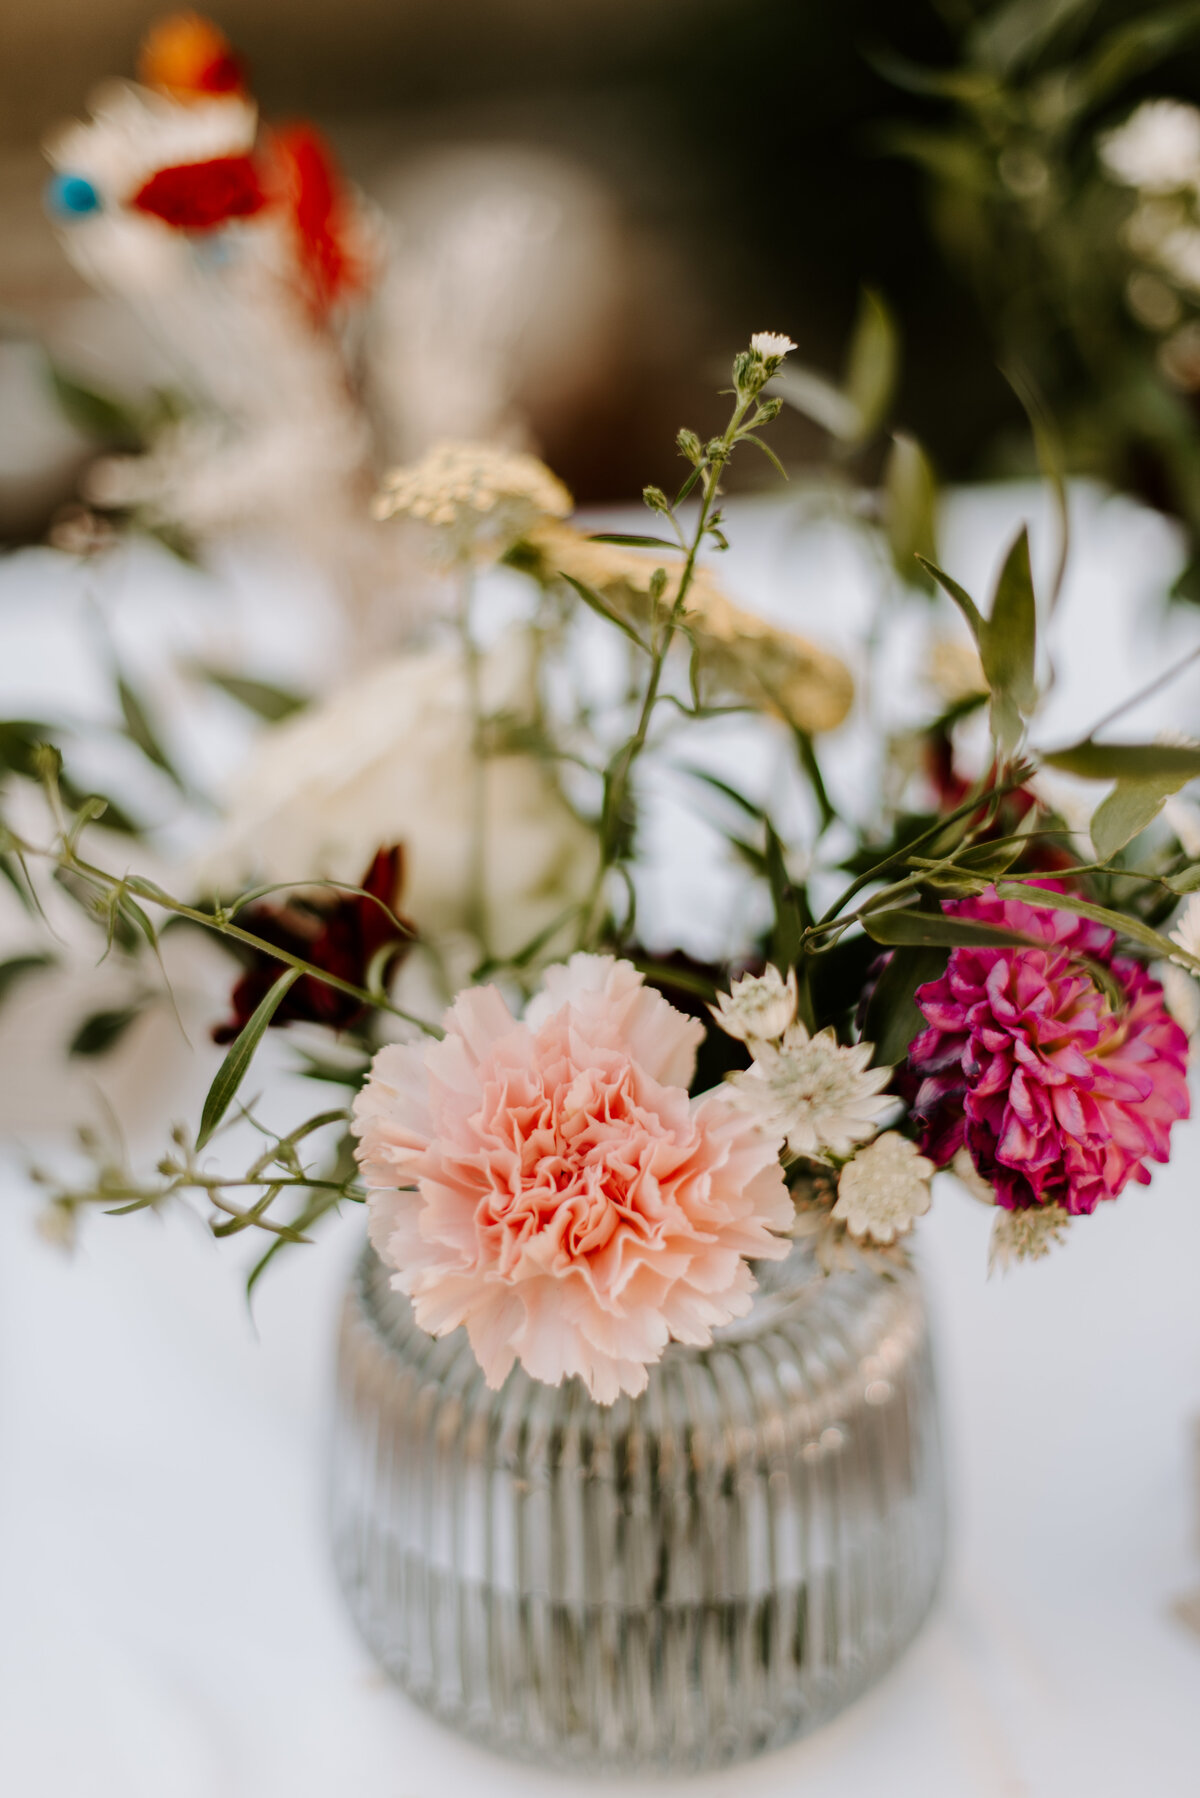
[907,885,1190,1215]
[353,954,793,1402]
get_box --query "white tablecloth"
[2,489,1199,1796]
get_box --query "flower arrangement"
[16,304,1200,1406]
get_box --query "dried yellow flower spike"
[524,521,854,735]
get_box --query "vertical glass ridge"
[328,1239,947,1772]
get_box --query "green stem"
[26,834,442,1037]
[456,559,492,960]
[579,388,755,948]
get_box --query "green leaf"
[69,1003,145,1057]
[775,365,860,440]
[980,527,1037,748]
[117,675,184,789]
[1166,864,1200,893]
[884,433,938,590]
[968,0,1097,76]
[1091,776,1186,862]
[47,365,143,448]
[586,533,679,551]
[765,824,806,968]
[842,288,898,446]
[558,573,651,652]
[1072,6,1200,115]
[196,966,301,1149]
[0,951,54,1007]
[791,729,837,833]
[189,665,306,723]
[863,909,1035,949]
[678,765,767,822]
[992,882,1182,963]
[1042,741,1200,781]
[861,945,946,1067]
[916,556,985,645]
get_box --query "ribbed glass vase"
[328,1236,946,1772]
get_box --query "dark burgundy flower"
[213,846,413,1043]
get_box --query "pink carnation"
[353,954,792,1402]
[907,885,1190,1215]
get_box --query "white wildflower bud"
[832,1133,933,1245]
[709,965,798,1043]
[749,332,797,362]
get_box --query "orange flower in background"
[139,12,246,99]
[265,124,374,319]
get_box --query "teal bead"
[46,173,101,218]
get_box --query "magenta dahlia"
[907,885,1190,1215]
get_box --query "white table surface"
[2,488,1200,1797]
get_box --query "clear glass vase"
[328,1236,946,1772]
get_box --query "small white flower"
[832,1133,933,1245]
[951,1146,996,1205]
[988,1203,1071,1274]
[1170,893,1200,967]
[1160,960,1200,1038]
[750,332,797,361]
[1100,100,1200,195]
[373,440,572,557]
[729,1023,892,1161]
[709,965,798,1043]
[1164,794,1200,859]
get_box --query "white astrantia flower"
[709,965,798,1043]
[750,332,797,361]
[1170,893,1200,967]
[729,1023,892,1161]
[373,440,572,557]
[1160,960,1200,1039]
[832,1133,933,1245]
[988,1204,1071,1274]
[1099,100,1200,195]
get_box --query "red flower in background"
[213,847,413,1044]
[265,124,373,318]
[132,154,266,231]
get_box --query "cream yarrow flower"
[1100,100,1200,195]
[750,332,797,361]
[1170,893,1200,967]
[832,1133,933,1245]
[988,1204,1071,1274]
[710,965,798,1044]
[373,440,572,558]
[729,1023,892,1161]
